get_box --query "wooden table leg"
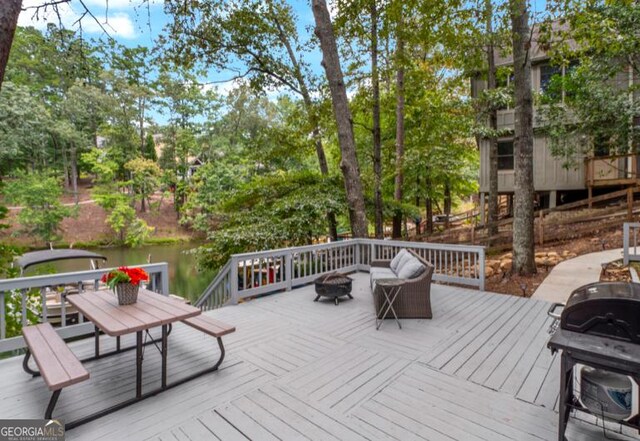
[136,331,143,398]
[161,324,168,389]
[94,326,100,358]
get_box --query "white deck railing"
[623,222,640,265]
[196,239,485,310]
[0,263,169,353]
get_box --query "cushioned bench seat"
[370,249,435,319]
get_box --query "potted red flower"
[101,266,149,305]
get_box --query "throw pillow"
[390,249,408,273]
[397,257,426,279]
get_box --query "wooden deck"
[0,273,635,440]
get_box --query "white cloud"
[18,0,137,39]
[83,0,163,10]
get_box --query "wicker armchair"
[370,250,434,319]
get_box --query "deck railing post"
[624,222,632,265]
[370,242,376,264]
[355,240,361,268]
[0,293,4,340]
[159,263,169,295]
[229,257,239,305]
[285,252,293,291]
[478,247,486,291]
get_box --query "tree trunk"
[312,0,368,238]
[392,8,405,239]
[371,0,383,239]
[273,13,338,241]
[0,0,21,90]
[141,180,146,212]
[444,181,451,229]
[415,175,421,236]
[486,0,499,241]
[425,170,433,234]
[510,0,536,275]
[425,196,433,234]
[70,144,79,204]
[139,96,146,153]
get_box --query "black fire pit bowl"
[314,273,353,305]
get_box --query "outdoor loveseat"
[370,249,435,319]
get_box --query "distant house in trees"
[471,25,639,218]
[96,136,108,149]
[187,157,204,178]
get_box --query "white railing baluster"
[0,293,5,340]
[41,288,47,324]
[21,289,27,328]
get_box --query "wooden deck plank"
[215,403,281,441]
[454,298,538,380]
[232,395,311,440]
[470,300,548,387]
[440,297,530,375]
[197,409,250,441]
[372,388,505,441]
[426,295,519,369]
[249,389,343,441]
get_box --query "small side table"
[375,278,404,330]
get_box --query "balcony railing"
[0,263,169,353]
[196,239,485,311]
[585,154,639,187]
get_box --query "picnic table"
[21,288,234,429]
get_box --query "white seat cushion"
[370,267,398,289]
[396,256,426,279]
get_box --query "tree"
[142,133,158,161]
[312,0,368,238]
[485,0,499,240]
[0,0,21,89]
[82,148,154,246]
[4,172,74,245]
[392,3,405,239]
[510,0,536,275]
[125,157,161,212]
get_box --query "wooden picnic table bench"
[22,323,89,419]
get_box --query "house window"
[498,140,514,170]
[540,63,561,92]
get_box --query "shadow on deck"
[0,273,634,440]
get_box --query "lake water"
[23,243,216,305]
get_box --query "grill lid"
[561,282,640,344]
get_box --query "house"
[471,25,638,221]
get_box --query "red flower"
[101,266,150,288]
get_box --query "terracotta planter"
[115,283,139,305]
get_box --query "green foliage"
[143,133,158,161]
[0,82,52,174]
[125,157,162,211]
[105,198,153,247]
[540,2,640,165]
[4,173,75,245]
[197,171,345,271]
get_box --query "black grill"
[560,281,640,343]
[547,281,640,439]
